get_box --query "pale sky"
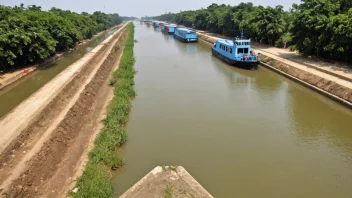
[1,0,301,17]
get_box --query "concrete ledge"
[120,166,213,198]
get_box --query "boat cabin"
[162,24,176,34]
[174,28,198,43]
[213,39,256,60]
[153,21,160,27]
[211,38,259,69]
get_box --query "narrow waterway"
[0,27,119,118]
[113,23,352,198]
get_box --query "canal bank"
[113,23,352,198]
[71,23,135,198]
[0,23,131,198]
[196,31,352,108]
[0,25,120,92]
[0,25,123,119]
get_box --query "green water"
[0,28,119,118]
[113,24,352,198]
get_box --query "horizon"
[1,0,301,18]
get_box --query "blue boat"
[211,36,259,70]
[162,24,176,35]
[174,28,198,43]
[153,21,160,28]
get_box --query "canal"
[113,23,352,197]
[0,27,119,118]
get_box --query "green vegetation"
[0,4,122,71]
[154,0,352,62]
[170,166,178,172]
[164,185,173,198]
[71,23,135,198]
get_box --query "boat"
[211,34,259,70]
[153,21,160,28]
[162,24,176,35]
[174,28,198,43]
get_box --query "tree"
[0,4,122,71]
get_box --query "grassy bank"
[72,23,135,198]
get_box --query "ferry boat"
[174,28,198,43]
[162,24,176,35]
[211,35,259,70]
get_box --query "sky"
[1,0,301,17]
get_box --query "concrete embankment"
[120,166,214,198]
[196,32,352,108]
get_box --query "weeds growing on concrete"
[164,185,173,198]
[71,23,135,198]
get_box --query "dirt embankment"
[259,55,352,106]
[0,24,123,91]
[0,25,130,198]
[196,32,217,44]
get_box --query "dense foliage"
[154,0,352,62]
[0,4,122,71]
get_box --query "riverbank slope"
[0,24,123,91]
[0,23,131,198]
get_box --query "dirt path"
[0,24,130,198]
[0,24,123,91]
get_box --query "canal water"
[0,27,119,118]
[114,23,352,197]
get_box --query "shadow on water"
[0,27,119,118]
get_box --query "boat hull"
[162,30,174,35]
[212,48,259,70]
[174,34,198,43]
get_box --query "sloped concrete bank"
[196,32,352,109]
[120,166,214,198]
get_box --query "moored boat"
[211,36,259,70]
[162,24,176,35]
[152,21,160,28]
[174,28,198,43]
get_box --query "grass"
[164,185,173,198]
[109,79,116,86]
[170,166,178,172]
[71,23,135,198]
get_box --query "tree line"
[0,4,122,71]
[154,0,352,63]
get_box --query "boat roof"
[217,39,251,46]
[176,28,195,33]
